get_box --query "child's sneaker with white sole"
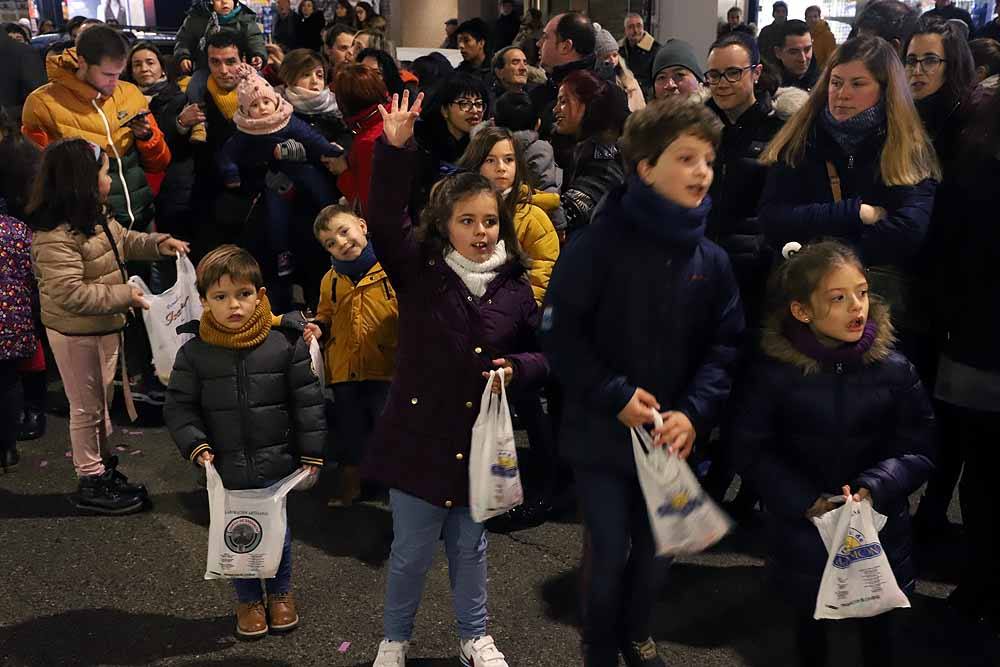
[459,635,509,666]
[372,639,408,667]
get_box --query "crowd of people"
[0,1,999,666]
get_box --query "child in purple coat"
[364,92,547,667]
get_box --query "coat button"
[474,346,482,354]
[410,397,419,405]
[467,295,473,302]
[445,500,453,508]
[350,372,357,379]
[428,259,436,266]
[465,401,473,408]
[455,452,464,461]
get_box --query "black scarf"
[820,101,886,155]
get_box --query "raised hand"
[378,90,424,148]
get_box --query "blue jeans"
[232,523,293,603]
[185,68,209,105]
[384,489,488,641]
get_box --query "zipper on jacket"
[237,351,255,480]
[847,154,854,170]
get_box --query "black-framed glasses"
[904,55,946,72]
[703,65,754,84]
[452,98,485,112]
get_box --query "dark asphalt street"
[1,396,997,667]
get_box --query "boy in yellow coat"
[304,205,399,506]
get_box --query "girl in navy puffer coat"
[732,241,934,666]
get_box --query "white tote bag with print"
[204,462,309,580]
[468,370,524,523]
[632,413,732,556]
[811,497,910,619]
[128,254,202,385]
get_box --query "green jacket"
[174,1,266,69]
[107,148,155,229]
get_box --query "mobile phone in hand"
[123,110,152,125]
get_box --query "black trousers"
[575,467,671,666]
[795,612,894,666]
[0,360,22,454]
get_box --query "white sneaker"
[372,639,408,667]
[459,635,509,666]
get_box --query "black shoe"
[73,471,145,515]
[1,447,19,472]
[130,375,166,406]
[16,409,46,441]
[621,637,666,667]
[102,455,149,498]
[485,498,551,533]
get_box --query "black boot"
[73,470,145,515]
[621,638,666,667]
[102,455,150,502]
[16,408,46,441]
[1,446,19,473]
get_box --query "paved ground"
[1,393,997,667]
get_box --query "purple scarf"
[784,318,878,368]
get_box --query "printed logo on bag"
[656,490,704,517]
[164,295,192,325]
[490,451,519,478]
[224,516,264,554]
[832,527,883,569]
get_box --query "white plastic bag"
[128,254,202,385]
[632,413,732,556]
[468,369,523,523]
[204,462,309,580]
[812,497,910,619]
[308,338,325,387]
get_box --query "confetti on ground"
[129,450,143,456]
[116,446,128,451]
[64,451,72,458]
[338,642,351,653]
[123,429,144,436]
[39,460,48,468]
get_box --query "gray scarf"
[820,101,886,155]
[283,86,341,117]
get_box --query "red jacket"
[338,103,384,217]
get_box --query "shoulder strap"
[99,218,129,284]
[825,161,842,203]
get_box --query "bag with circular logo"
[632,412,732,556]
[811,497,910,619]
[203,461,309,580]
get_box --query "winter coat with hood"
[164,318,327,490]
[314,259,399,385]
[809,19,837,69]
[731,302,934,606]
[173,1,267,71]
[0,208,36,361]
[22,49,172,230]
[758,123,937,273]
[541,175,745,474]
[361,138,548,509]
[31,216,168,336]
[143,80,196,229]
[706,96,785,328]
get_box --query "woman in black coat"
[732,241,934,666]
[551,69,629,239]
[296,0,325,53]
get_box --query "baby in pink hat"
[219,64,344,280]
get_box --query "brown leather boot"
[328,465,362,507]
[235,600,268,639]
[267,592,299,632]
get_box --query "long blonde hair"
[761,35,940,186]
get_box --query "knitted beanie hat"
[653,38,704,83]
[232,63,294,135]
[592,23,619,61]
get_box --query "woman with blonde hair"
[759,35,939,350]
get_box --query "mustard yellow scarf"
[199,294,274,350]
[207,76,240,121]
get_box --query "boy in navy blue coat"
[541,97,744,667]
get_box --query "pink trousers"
[47,330,119,478]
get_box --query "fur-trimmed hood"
[761,300,896,375]
[619,31,656,53]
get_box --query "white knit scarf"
[444,240,508,298]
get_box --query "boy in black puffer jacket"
[164,244,326,640]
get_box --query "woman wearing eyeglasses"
[902,19,975,542]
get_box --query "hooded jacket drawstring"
[91,98,136,230]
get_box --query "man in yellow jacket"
[21,24,170,230]
[806,5,838,70]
